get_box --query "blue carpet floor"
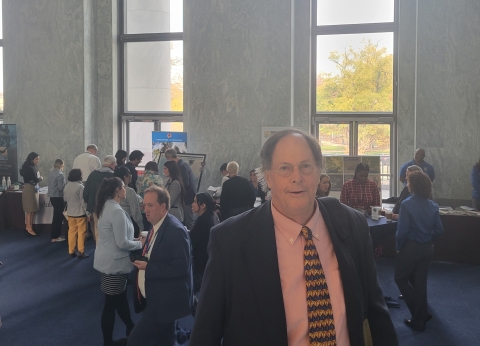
[0,229,192,346]
[0,228,479,345]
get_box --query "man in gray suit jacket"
[128,186,193,346]
[190,130,398,345]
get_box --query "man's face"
[133,158,143,167]
[143,192,167,225]
[356,170,369,184]
[265,134,320,220]
[414,150,425,164]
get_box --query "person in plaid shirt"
[340,162,380,213]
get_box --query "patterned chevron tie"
[301,226,336,346]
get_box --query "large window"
[313,0,398,197]
[120,0,183,161]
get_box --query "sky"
[316,0,395,76]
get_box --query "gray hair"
[407,165,422,173]
[260,129,322,172]
[144,185,170,210]
[227,161,239,175]
[86,144,98,151]
[103,155,116,166]
[164,148,178,159]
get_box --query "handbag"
[62,204,68,220]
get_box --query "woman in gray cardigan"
[93,177,142,346]
[163,160,185,223]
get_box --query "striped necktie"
[142,226,155,256]
[301,226,336,345]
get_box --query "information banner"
[152,132,188,162]
[0,124,19,183]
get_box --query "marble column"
[184,0,310,190]
[3,0,118,183]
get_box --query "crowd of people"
[14,134,478,345]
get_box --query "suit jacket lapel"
[243,202,288,346]
[150,214,170,254]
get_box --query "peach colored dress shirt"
[272,201,350,346]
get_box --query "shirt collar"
[271,200,322,246]
[152,213,167,233]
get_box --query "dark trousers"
[101,290,135,345]
[473,198,480,211]
[50,197,66,239]
[127,308,176,346]
[394,240,433,328]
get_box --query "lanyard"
[144,229,159,255]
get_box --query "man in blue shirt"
[399,149,435,185]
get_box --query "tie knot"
[300,226,312,240]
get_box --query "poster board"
[152,132,188,162]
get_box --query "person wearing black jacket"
[125,150,144,192]
[190,192,219,293]
[249,169,266,204]
[220,161,255,221]
[19,152,43,236]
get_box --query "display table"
[0,189,56,233]
[367,214,480,265]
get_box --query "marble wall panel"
[185,0,295,188]
[3,0,118,185]
[293,0,311,130]
[96,0,118,156]
[397,0,417,170]
[398,0,480,201]
[3,0,87,184]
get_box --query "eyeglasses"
[272,161,316,177]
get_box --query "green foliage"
[316,40,393,112]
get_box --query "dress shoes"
[77,252,89,259]
[384,296,400,308]
[398,294,404,299]
[404,319,426,332]
[26,230,39,237]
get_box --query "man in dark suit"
[220,161,256,221]
[125,150,144,192]
[190,129,398,346]
[128,186,193,346]
[165,148,197,229]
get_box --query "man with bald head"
[399,149,435,185]
[190,129,397,346]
